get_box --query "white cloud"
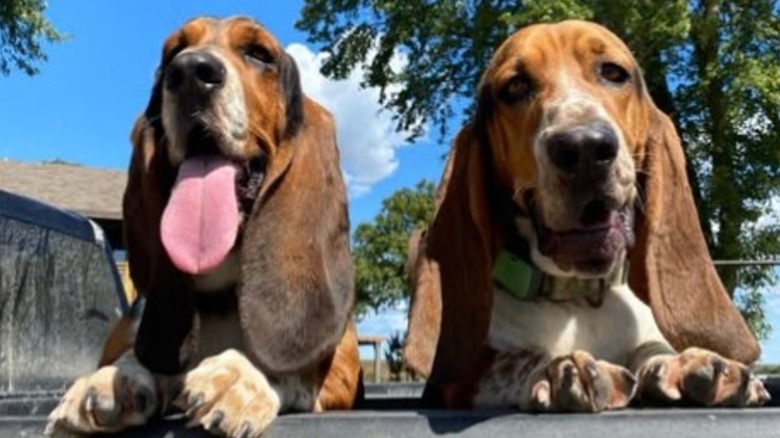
[287,43,414,197]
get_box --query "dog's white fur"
[487,284,669,366]
[532,72,636,235]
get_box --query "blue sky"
[1,1,777,363]
[762,291,780,364]
[0,0,447,226]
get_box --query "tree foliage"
[298,1,780,338]
[0,0,64,76]
[352,180,436,316]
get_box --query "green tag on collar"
[492,249,536,299]
[492,245,628,303]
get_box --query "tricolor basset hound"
[46,16,360,437]
[404,20,770,411]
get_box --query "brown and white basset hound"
[404,20,770,412]
[46,16,360,437]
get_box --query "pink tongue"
[161,156,240,275]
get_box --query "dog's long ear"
[279,52,304,139]
[125,80,196,375]
[404,124,499,388]
[629,110,759,364]
[239,73,353,374]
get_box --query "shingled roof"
[0,160,127,220]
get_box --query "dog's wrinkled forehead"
[483,25,641,142]
[486,21,638,92]
[159,16,282,66]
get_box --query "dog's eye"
[600,62,630,84]
[500,75,534,103]
[244,44,274,66]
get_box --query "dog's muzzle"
[527,192,635,276]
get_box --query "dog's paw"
[45,358,157,436]
[524,350,637,413]
[636,347,770,407]
[176,349,280,438]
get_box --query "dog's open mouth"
[537,199,635,275]
[160,124,266,275]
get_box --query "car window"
[0,190,122,393]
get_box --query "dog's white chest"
[486,285,669,365]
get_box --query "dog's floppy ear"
[279,52,304,139]
[124,80,196,375]
[238,94,353,374]
[404,124,500,387]
[629,110,760,364]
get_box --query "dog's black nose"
[546,123,619,174]
[165,51,226,93]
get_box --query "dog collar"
[491,191,632,304]
[492,247,628,305]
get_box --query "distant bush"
[384,331,419,382]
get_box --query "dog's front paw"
[524,350,637,413]
[636,347,770,407]
[176,349,280,438]
[45,357,157,436]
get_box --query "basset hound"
[46,16,360,437]
[404,20,771,411]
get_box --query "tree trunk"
[692,0,741,295]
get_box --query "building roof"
[0,160,127,220]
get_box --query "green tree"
[298,0,780,339]
[352,180,436,316]
[1,0,64,76]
